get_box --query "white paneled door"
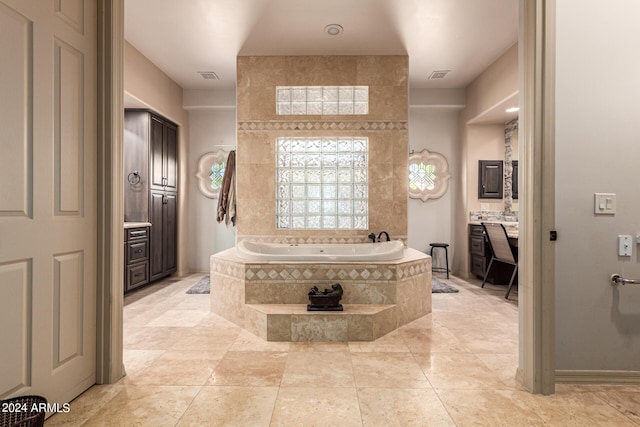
[0,0,97,406]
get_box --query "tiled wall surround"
[237,56,408,243]
[210,248,431,341]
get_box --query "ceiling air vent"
[198,71,220,80]
[428,70,450,80]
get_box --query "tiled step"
[243,304,398,342]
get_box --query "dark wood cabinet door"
[164,193,177,273]
[478,160,503,199]
[149,191,177,280]
[149,192,165,281]
[164,124,178,191]
[150,116,165,190]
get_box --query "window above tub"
[276,137,368,230]
[276,86,369,115]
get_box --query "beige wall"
[466,124,508,213]
[463,44,518,120]
[555,0,640,371]
[236,56,408,242]
[124,41,190,276]
[453,43,518,276]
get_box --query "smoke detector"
[198,71,220,80]
[324,24,343,36]
[428,70,450,79]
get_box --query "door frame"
[96,0,125,384]
[94,0,558,393]
[517,0,556,394]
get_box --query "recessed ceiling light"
[506,107,519,113]
[324,24,343,36]
[198,71,220,80]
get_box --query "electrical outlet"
[618,235,632,256]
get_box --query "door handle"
[610,274,640,285]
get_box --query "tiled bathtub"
[210,247,431,341]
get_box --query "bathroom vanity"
[469,223,518,284]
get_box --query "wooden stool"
[429,243,450,279]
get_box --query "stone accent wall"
[503,118,518,215]
[236,56,409,243]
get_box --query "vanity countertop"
[469,221,518,239]
[124,222,152,229]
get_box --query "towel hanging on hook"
[216,150,236,226]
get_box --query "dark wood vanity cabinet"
[469,224,517,285]
[469,224,489,277]
[124,109,178,287]
[478,160,503,199]
[124,227,150,292]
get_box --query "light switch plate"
[594,193,616,215]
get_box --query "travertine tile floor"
[46,273,640,426]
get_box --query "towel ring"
[127,171,141,185]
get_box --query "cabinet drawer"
[469,225,484,236]
[128,240,149,263]
[469,235,486,256]
[127,227,149,241]
[470,255,486,277]
[126,262,149,291]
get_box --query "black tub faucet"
[377,231,390,242]
[368,232,376,243]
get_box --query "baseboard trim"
[555,370,640,384]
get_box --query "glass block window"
[276,137,368,229]
[276,86,369,115]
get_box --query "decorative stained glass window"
[276,86,368,115]
[276,137,368,229]
[408,149,451,202]
[196,150,228,198]
[210,162,225,189]
[409,163,437,191]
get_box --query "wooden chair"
[481,222,518,299]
